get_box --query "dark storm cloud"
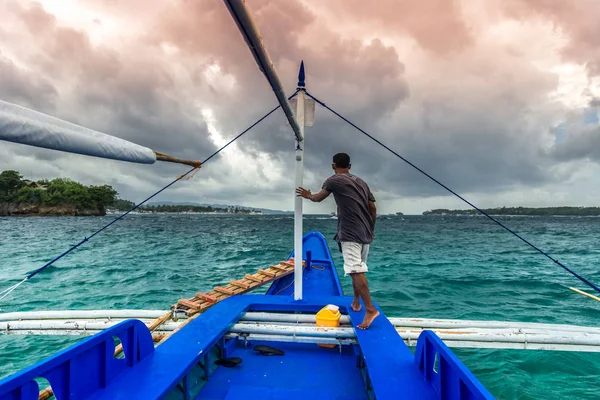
[1,0,597,209]
[328,0,474,54]
[300,93,553,198]
[552,126,600,163]
[1,0,214,168]
[292,34,560,197]
[503,0,600,78]
[0,54,57,111]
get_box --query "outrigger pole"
[0,100,202,167]
[223,0,307,299]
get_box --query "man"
[296,152,379,329]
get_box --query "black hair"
[333,153,350,168]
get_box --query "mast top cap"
[297,61,305,88]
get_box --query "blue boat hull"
[267,231,343,297]
[0,232,495,400]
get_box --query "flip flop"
[215,357,242,367]
[253,345,285,356]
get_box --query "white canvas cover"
[289,97,315,127]
[0,100,156,164]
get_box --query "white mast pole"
[294,63,307,300]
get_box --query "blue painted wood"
[0,319,154,400]
[92,295,467,399]
[415,330,495,400]
[349,302,438,399]
[223,385,337,400]
[202,340,366,400]
[91,295,354,399]
[268,231,343,297]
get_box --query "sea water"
[1,214,599,399]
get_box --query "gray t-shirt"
[322,173,375,244]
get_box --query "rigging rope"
[0,90,299,302]
[305,90,600,295]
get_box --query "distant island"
[0,169,271,216]
[143,201,291,215]
[422,207,600,216]
[113,203,259,215]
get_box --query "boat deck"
[98,295,438,399]
[196,296,440,399]
[199,340,367,400]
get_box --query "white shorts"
[341,242,370,276]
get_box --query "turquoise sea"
[1,214,600,398]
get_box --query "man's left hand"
[296,187,311,199]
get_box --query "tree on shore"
[0,170,118,212]
[0,170,25,198]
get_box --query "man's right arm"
[366,183,377,225]
[368,200,377,225]
[310,189,331,202]
[296,177,334,203]
[296,187,331,202]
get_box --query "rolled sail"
[0,100,156,164]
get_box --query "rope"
[0,278,27,301]
[1,92,299,301]
[275,263,325,295]
[305,90,600,295]
[275,279,294,295]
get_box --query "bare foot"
[357,309,380,330]
[351,300,362,312]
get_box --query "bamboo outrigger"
[4,303,600,353]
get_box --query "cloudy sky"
[1,0,599,214]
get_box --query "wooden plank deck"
[175,258,304,317]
